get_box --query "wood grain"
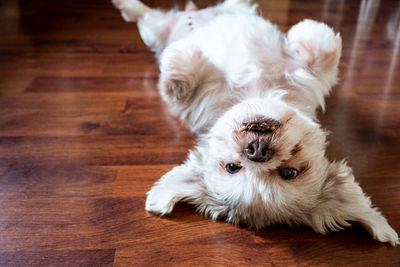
[0,0,399,266]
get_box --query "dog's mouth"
[240,117,281,134]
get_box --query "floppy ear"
[145,150,204,215]
[310,161,399,246]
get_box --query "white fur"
[112,0,150,22]
[113,0,399,246]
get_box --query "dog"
[112,0,399,245]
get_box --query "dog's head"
[147,92,398,245]
[199,92,329,226]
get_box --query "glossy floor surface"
[0,0,399,266]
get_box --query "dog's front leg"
[158,41,226,133]
[286,19,342,89]
[159,41,213,104]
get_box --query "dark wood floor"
[0,0,399,266]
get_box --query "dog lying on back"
[113,0,399,245]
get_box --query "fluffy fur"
[113,0,399,245]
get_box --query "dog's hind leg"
[158,41,214,105]
[113,1,207,57]
[112,0,179,54]
[112,0,151,22]
[158,40,226,132]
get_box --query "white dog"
[113,0,399,245]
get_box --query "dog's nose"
[243,139,274,162]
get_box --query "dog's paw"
[145,183,176,216]
[372,221,400,246]
[159,44,211,104]
[159,76,192,103]
[112,0,125,9]
[286,19,341,73]
[111,0,150,22]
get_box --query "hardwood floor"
[0,0,399,266]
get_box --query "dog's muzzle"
[241,118,280,133]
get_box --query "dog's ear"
[310,160,399,246]
[145,149,204,215]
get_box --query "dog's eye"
[225,163,242,174]
[279,168,299,180]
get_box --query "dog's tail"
[112,0,151,22]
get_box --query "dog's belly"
[169,13,283,86]
[168,8,221,44]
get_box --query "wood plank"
[0,136,193,166]
[0,249,115,267]
[25,77,158,93]
[0,164,173,198]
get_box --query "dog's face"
[198,93,330,227]
[146,91,399,245]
